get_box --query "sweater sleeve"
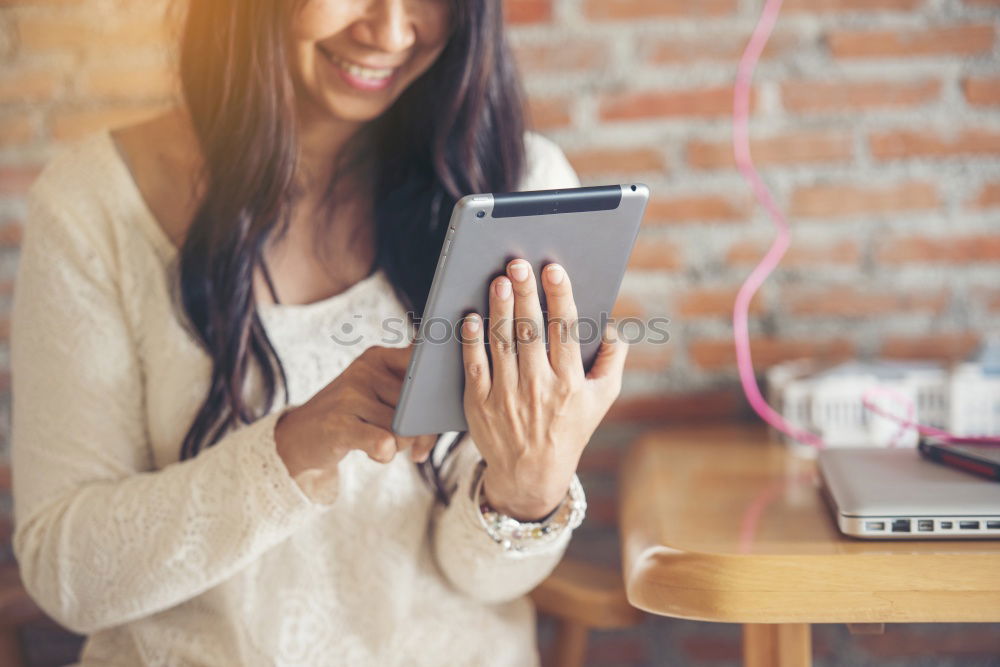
[430,434,580,604]
[10,185,334,635]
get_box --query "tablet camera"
[476,210,486,219]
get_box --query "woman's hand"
[461,259,629,521]
[274,345,439,504]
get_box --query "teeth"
[328,53,393,81]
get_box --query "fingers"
[368,345,412,378]
[488,274,517,391]
[348,422,400,464]
[356,346,409,407]
[354,395,395,430]
[368,368,405,408]
[461,313,491,404]
[541,263,583,379]
[586,323,629,394]
[506,260,548,378]
[409,434,439,463]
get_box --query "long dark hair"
[175,0,525,501]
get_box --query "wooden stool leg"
[550,619,588,667]
[743,623,811,667]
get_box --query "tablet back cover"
[393,184,648,436]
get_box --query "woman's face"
[289,0,452,124]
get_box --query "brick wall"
[509,0,1000,408]
[1,0,999,665]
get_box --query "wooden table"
[618,423,1000,666]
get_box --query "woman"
[10,0,627,664]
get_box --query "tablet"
[392,184,649,436]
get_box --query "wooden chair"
[530,558,645,667]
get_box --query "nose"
[351,0,417,55]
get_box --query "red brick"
[627,239,683,271]
[50,104,172,141]
[600,86,753,121]
[689,337,855,371]
[605,388,748,422]
[81,66,177,100]
[969,181,1000,208]
[781,79,940,113]
[870,128,1000,160]
[512,40,608,73]
[584,0,737,20]
[0,166,42,194]
[789,182,938,218]
[963,77,1000,106]
[676,286,764,318]
[829,24,995,59]
[526,97,572,130]
[782,0,920,9]
[725,239,861,267]
[611,295,645,319]
[566,147,666,178]
[0,222,22,247]
[623,342,674,372]
[504,0,552,24]
[687,131,853,169]
[0,0,85,4]
[784,286,948,318]
[976,287,1000,313]
[880,333,980,363]
[645,194,747,224]
[877,235,1000,264]
[0,68,63,104]
[645,31,797,64]
[0,114,36,147]
[16,15,174,52]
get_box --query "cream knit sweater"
[10,128,584,666]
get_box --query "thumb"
[586,323,628,385]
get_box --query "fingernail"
[495,277,512,299]
[508,261,529,282]
[546,264,564,284]
[464,314,481,334]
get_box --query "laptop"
[818,448,1000,539]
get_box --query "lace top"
[10,128,583,666]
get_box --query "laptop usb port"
[864,521,885,531]
[940,521,953,529]
[891,519,911,533]
[917,520,934,532]
[987,521,1000,529]
[959,521,980,530]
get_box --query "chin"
[319,98,390,123]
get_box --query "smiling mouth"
[322,51,397,83]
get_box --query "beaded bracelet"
[471,460,587,553]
